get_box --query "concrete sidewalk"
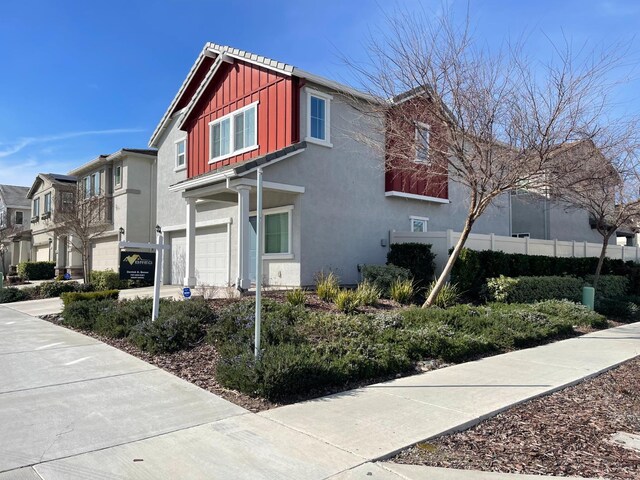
[0,285,184,316]
[0,304,637,479]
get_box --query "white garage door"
[91,237,119,272]
[171,225,228,286]
[35,246,49,262]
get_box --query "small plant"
[61,289,120,306]
[426,281,461,308]
[390,278,414,304]
[355,281,381,306]
[315,271,340,302]
[285,288,306,307]
[334,289,361,314]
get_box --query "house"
[25,148,157,278]
[0,184,31,274]
[149,43,512,288]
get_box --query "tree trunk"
[423,217,475,308]
[82,248,90,285]
[592,233,612,291]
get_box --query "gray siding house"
[0,184,31,274]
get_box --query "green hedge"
[387,243,436,288]
[61,289,120,306]
[0,287,29,303]
[451,249,640,299]
[17,261,55,280]
[211,298,606,401]
[361,264,412,297]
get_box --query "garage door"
[91,237,119,272]
[171,225,228,286]
[35,246,49,262]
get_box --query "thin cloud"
[0,128,145,158]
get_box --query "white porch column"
[184,197,197,287]
[236,185,251,290]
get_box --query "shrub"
[486,275,583,303]
[426,281,461,308]
[94,297,153,338]
[61,289,120,306]
[595,296,640,322]
[0,287,28,303]
[361,264,412,297]
[584,275,629,299]
[355,280,381,306]
[334,289,361,314]
[387,243,436,288]
[315,271,340,302]
[61,299,116,331]
[17,261,55,281]
[390,278,414,304]
[90,270,123,291]
[39,281,82,299]
[285,288,306,307]
[130,312,205,354]
[532,299,608,329]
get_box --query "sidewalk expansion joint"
[0,342,102,357]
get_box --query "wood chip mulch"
[392,357,640,480]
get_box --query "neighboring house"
[26,173,80,276]
[67,149,158,272]
[24,148,157,278]
[149,43,511,288]
[0,184,31,274]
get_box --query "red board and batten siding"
[385,97,449,200]
[183,60,300,178]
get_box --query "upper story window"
[209,101,258,163]
[114,165,122,189]
[83,176,91,198]
[415,122,430,164]
[306,88,332,147]
[92,171,101,195]
[0,210,5,227]
[32,198,40,217]
[410,216,428,233]
[175,138,187,171]
[61,192,74,212]
[44,193,52,213]
[15,211,23,225]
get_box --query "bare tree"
[554,135,640,289]
[345,6,631,306]
[47,187,113,283]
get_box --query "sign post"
[119,226,170,322]
[255,167,263,359]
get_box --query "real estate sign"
[119,251,155,281]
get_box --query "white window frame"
[114,164,122,189]
[33,198,40,217]
[44,192,52,213]
[305,88,333,148]
[414,122,430,164]
[249,205,294,259]
[208,101,259,164]
[175,137,187,172]
[410,215,429,233]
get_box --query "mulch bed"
[392,357,640,480]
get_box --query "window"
[415,123,430,163]
[32,198,40,217]
[61,192,74,212]
[265,212,290,254]
[44,193,52,213]
[306,89,332,146]
[410,216,428,233]
[92,171,101,196]
[512,233,530,238]
[114,165,122,188]
[15,211,23,225]
[175,139,187,170]
[83,176,91,198]
[209,102,258,162]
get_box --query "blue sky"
[1,0,638,186]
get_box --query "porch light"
[119,227,125,236]
[155,225,162,234]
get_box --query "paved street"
[0,304,637,479]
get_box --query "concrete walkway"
[0,285,184,316]
[0,304,637,479]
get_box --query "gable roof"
[0,184,30,209]
[148,42,380,148]
[26,173,77,199]
[68,148,157,176]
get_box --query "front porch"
[169,176,305,289]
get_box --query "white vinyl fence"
[390,229,639,275]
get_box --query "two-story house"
[149,43,512,288]
[67,148,158,273]
[25,148,157,278]
[0,184,31,274]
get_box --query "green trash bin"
[582,286,595,310]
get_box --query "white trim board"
[385,191,450,204]
[162,217,233,233]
